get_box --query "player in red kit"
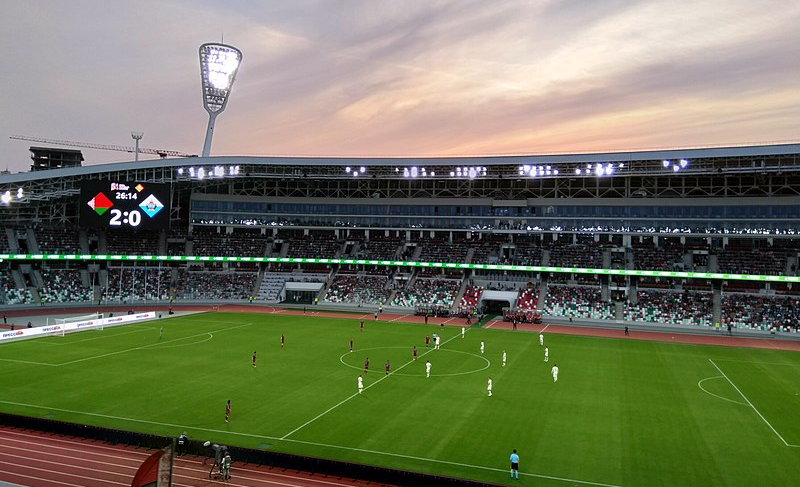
[425,335,431,348]
[281,334,285,349]
[252,351,257,367]
[225,400,231,423]
[413,345,418,360]
[360,320,364,331]
[364,357,369,374]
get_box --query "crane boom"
[9,135,197,158]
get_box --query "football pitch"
[0,311,799,487]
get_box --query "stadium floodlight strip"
[1,254,799,284]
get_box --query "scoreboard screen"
[80,181,170,230]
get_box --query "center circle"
[339,346,491,377]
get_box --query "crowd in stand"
[632,242,685,271]
[392,278,460,308]
[39,269,92,303]
[104,268,172,302]
[324,274,390,305]
[516,288,538,310]
[417,241,470,264]
[721,294,800,331]
[624,290,712,327]
[191,229,268,257]
[286,238,341,259]
[35,226,82,254]
[512,246,543,265]
[356,238,402,260]
[547,242,603,268]
[459,285,483,309]
[716,249,787,275]
[1,273,32,305]
[106,232,159,255]
[544,285,614,320]
[175,271,257,300]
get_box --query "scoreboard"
[80,181,170,230]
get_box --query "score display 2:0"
[108,209,143,227]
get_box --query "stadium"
[1,31,800,487]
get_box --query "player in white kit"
[426,360,432,378]
[502,350,507,367]
[544,346,549,362]
[461,326,465,338]
[539,333,544,346]
[487,377,493,396]
[551,364,559,382]
[358,375,364,394]
[434,335,441,349]
[480,341,485,354]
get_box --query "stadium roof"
[1,142,799,185]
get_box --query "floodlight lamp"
[345,166,351,173]
[450,171,455,177]
[199,43,243,157]
[1,191,10,204]
[662,160,671,168]
[16,188,23,199]
[360,166,366,173]
[679,159,689,168]
[575,168,581,175]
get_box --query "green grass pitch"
[0,311,799,486]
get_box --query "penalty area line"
[708,358,797,447]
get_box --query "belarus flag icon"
[86,192,114,215]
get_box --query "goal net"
[45,313,104,336]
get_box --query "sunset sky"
[1,0,799,172]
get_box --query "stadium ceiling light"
[345,166,351,173]
[679,158,689,168]
[662,160,671,168]
[16,188,23,199]
[199,43,243,157]
[449,171,455,176]
[360,166,366,173]
[1,191,11,204]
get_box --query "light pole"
[199,43,242,157]
[131,131,143,161]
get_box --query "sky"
[1,0,799,172]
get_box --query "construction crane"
[9,135,198,159]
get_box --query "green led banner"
[1,253,798,283]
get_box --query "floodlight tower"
[131,131,143,161]
[199,43,242,157]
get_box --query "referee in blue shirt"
[510,449,520,479]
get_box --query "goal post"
[44,313,105,336]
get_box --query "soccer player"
[374,311,378,320]
[544,346,549,362]
[252,351,257,367]
[385,360,391,375]
[281,333,285,349]
[360,320,364,331]
[357,375,364,394]
[225,400,231,423]
[434,335,441,349]
[413,345,418,360]
[502,350,507,367]
[551,363,559,382]
[159,327,163,339]
[350,338,354,352]
[480,341,485,355]
[364,357,369,374]
[539,333,544,346]
[466,315,471,326]
[487,377,493,397]
[426,360,432,378]
[425,335,431,348]
[510,449,520,479]
[461,326,465,338]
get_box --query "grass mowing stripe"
[280,328,465,440]
[0,399,625,487]
[708,358,796,447]
[54,322,252,366]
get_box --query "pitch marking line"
[697,376,747,406]
[708,358,799,447]
[54,322,252,366]
[280,329,465,439]
[0,357,57,366]
[0,399,625,487]
[389,314,411,322]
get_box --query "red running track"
[0,425,396,487]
